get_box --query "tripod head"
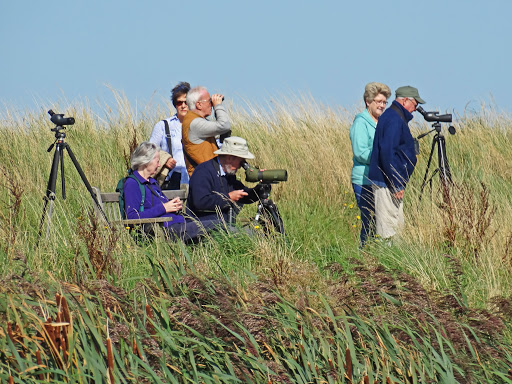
[255,182,272,200]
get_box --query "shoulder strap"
[146,183,163,199]
[212,157,221,174]
[390,103,407,124]
[127,174,145,212]
[163,120,173,157]
[184,149,199,169]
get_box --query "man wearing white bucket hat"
[187,136,265,223]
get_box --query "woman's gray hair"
[130,141,160,171]
[363,82,392,105]
[186,86,207,110]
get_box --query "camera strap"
[162,120,173,157]
[390,103,407,124]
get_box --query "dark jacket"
[368,100,417,192]
[187,158,259,222]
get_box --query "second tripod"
[253,183,285,235]
[38,110,109,244]
[417,108,456,200]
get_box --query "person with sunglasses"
[350,82,391,246]
[182,86,231,176]
[149,81,191,190]
[368,86,426,241]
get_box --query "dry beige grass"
[1,93,512,308]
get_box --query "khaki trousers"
[372,185,404,239]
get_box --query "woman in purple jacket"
[124,142,220,242]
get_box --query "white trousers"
[372,185,404,239]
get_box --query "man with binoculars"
[187,136,266,224]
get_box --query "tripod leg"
[419,137,437,201]
[262,200,285,235]
[63,143,111,226]
[37,144,61,245]
[60,146,66,199]
[437,135,452,204]
[437,135,452,185]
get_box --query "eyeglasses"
[175,100,187,106]
[406,98,418,108]
[198,98,212,104]
[372,99,388,106]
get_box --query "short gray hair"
[186,86,207,110]
[130,142,159,171]
[363,82,391,104]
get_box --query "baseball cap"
[395,86,426,104]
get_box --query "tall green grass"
[1,94,512,382]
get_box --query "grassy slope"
[1,97,512,382]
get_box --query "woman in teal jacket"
[350,82,391,245]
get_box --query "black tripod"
[418,121,456,200]
[253,183,285,235]
[37,110,109,244]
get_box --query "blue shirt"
[149,114,189,184]
[123,170,185,227]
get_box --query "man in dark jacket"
[187,136,262,224]
[368,86,426,239]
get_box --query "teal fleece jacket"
[349,108,376,185]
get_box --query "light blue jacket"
[350,108,376,185]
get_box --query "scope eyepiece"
[417,106,452,123]
[242,161,288,183]
[48,109,75,126]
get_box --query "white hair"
[186,86,208,110]
[130,142,159,170]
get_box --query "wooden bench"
[91,186,187,226]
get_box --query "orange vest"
[182,111,219,176]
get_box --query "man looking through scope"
[368,86,426,241]
[187,136,271,224]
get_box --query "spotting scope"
[416,106,452,123]
[242,161,288,183]
[48,110,75,126]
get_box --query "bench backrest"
[92,187,187,224]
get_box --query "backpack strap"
[163,119,173,157]
[126,174,146,213]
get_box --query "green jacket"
[350,108,376,185]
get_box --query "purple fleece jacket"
[123,170,184,228]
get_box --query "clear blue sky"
[1,0,510,116]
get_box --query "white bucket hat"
[214,136,255,159]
